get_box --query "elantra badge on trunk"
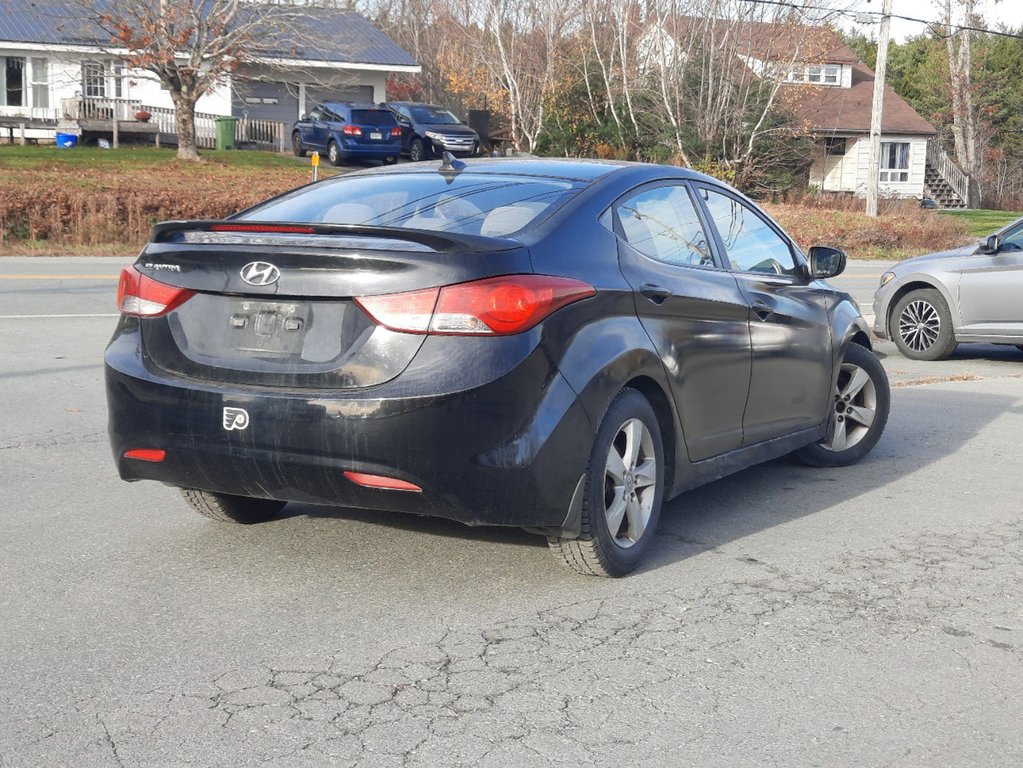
[223,407,250,431]
[240,262,281,286]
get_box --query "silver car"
[873,216,1023,360]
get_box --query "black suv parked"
[386,102,480,161]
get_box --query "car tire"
[292,132,306,158]
[180,489,286,524]
[548,388,664,577]
[328,140,342,167]
[409,138,427,162]
[795,343,890,468]
[890,288,958,360]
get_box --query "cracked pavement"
[2,258,1022,767]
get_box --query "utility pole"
[866,0,893,217]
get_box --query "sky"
[838,0,1023,41]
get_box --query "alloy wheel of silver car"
[824,360,878,453]
[603,417,657,549]
[897,298,942,353]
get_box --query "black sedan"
[105,158,889,577]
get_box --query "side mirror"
[981,234,1001,254]
[808,245,847,279]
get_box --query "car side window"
[614,184,714,269]
[998,222,1023,251]
[308,107,324,121]
[699,188,797,276]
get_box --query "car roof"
[344,156,715,185]
[387,102,447,110]
[320,102,390,113]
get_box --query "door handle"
[751,300,774,321]
[640,283,673,305]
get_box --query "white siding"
[810,134,928,198]
[808,135,859,192]
[853,134,928,199]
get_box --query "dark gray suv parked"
[387,102,480,161]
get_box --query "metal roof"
[0,0,418,68]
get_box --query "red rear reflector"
[210,223,315,234]
[342,124,362,136]
[356,275,595,336]
[344,471,422,492]
[124,449,166,462]
[117,266,194,317]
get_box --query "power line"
[740,0,1023,41]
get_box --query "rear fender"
[555,315,687,498]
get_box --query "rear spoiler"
[149,220,519,254]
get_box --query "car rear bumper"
[105,326,593,530]
[339,142,401,159]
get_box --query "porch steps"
[924,164,967,209]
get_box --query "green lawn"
[939,208,1022,237]
[0,144,326,172]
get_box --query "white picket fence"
[142,105,286,152]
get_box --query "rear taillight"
[390,126,402,137]
[355,275,595,336]
[117,265,194,317]
[342,124,362,136]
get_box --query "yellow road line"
[0,274,120,280]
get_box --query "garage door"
[305,85,375,108]
[231,80,301,123]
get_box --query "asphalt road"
[2,258,1022,767]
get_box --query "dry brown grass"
[0,148,328,254]
[763,193,974,260]
[0,149,976,259]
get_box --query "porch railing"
[0,106,60,121]
[61,97,143,122]
[926,142,970,205]
[142,105,219,148]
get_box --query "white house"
[639,19,967,207]
[0,1,420,142]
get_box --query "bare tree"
[943,0,982,206]
[76,0,315,160]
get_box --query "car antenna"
[438,151,466,184]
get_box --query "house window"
[82,61,106,98]
[825,137,846,155]
[879,142,910,183]
[31,58,48,110]
[786,63,841,86]
[1,56,25,107]
[81,61,124,99]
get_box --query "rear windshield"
[352,110,397,127]
[239,173,579,237]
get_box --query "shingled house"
[0,0,419,145]
[641,19,968,207]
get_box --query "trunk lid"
[135,223,532,389]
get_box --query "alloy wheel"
[826,361,878,452]
[898,299,941,353]
[603,418,657,549]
